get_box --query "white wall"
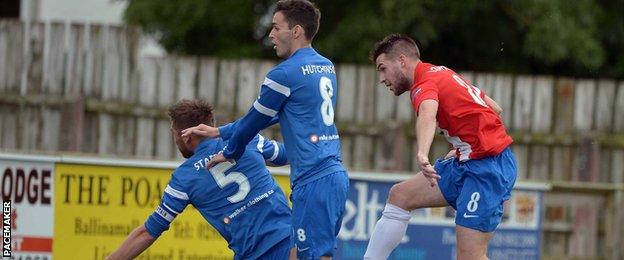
[24,0,128,24]
[20,0,165,57]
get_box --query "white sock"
[364,203,411,260]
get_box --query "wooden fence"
[1,20,623,259]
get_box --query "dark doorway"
[0,0,20,18]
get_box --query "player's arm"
[143,182,190,237]
[106,225,155,260]
[219,116,279,140]
[483,95,502,115]
[109,177,189,259]
[220,70,290,161]
[411,81,441,186]
[416,99,439,163]
[256,134,288,166]
[416,99,441,186]
[181,116,279,141]
[444,149,457,159]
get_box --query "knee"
[387,184,411,210]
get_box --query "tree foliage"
[124,0,624,78]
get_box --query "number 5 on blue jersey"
[208,134,287,204]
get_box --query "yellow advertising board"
[53,162,292,259]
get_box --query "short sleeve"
[411,80,438,114]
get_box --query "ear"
[398,54,407,67]
[292,24,304,39]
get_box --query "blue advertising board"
[335,173,546,260]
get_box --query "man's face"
[375,53,411,96]
[171,124,194,158]
[269,11,294,58]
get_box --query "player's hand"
[417,154,440,187]
[206,153,231,169]
[444,149,457,160]
[181,124,219,138]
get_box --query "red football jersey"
[410,62,513,161]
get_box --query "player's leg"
[290,171,349,260]
[289,234,296,260]
[454,148,517,260]
[364,158,457,259]
[456,225,493,260]
[454,180,499,260]
[289,247,297,260]
[387,171,450,210]
[453,180,495,260]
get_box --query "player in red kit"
[364,34,517,260]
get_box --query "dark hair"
[167,99,214,130]
[370,33,420,62]
[275,0,321,41]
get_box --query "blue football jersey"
[220,47,345,188]
[144,135,290,259]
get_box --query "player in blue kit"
[182,1,349,259]
[107,99,293,260]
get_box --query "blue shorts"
[256,237,292,260]
[290,171,349,259]
[435,147,517,232]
